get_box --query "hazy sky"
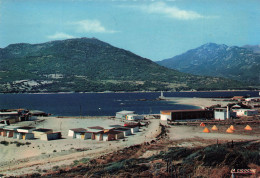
[0,0,259,61]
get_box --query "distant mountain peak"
[157,43,260,85]
[200,43,228,49]
[0,39,244,92]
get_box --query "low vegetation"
[28,140,259,177]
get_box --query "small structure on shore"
[229,125,235,130]
[17,127,36,133]
[116,111,135,120]
[244,125,252,131]
[68,128,87,138]
[124,125,139,134]
[32,128,53,139]
[14,131,34,140]
[211,125,218,131]
[102,130,124,141]
[200,122,205,127]
[161,109,214,121]
[232,109,258,117]
[2,126,21,138]
[41,132,62,141]
[214,107,236,120]
[203,127,210,133]
[126,114,144,121]
[226,128,234,133]
[114,127,132,137]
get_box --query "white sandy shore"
[0,117,161,176]
[166,97,234,108]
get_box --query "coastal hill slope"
[157,43,260,85]
[0,38,243,92]
[242,44,260,54]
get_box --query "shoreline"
[166,97,234,108]
[0,89,259,95]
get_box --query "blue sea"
[0,91,259,116]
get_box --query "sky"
[0,0,259,61]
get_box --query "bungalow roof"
[70,128,86,132]
[33,128,53,132]
[88,126,104,130]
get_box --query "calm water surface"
[0,91,258,116]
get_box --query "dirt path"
[167,125,260,141]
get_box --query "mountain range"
[157,43,260,85]
[0,38,246,93]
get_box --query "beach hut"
[203,127,210,133]
[124,125,139,134]
[68,128,87,138]
[126,114,144,121]
[244,125,252,131]
[114,127,132,137]
[93,131,103,141]
[32,128,53,139]
[14,132,34,140]
[3,129,15,137]
[87,129,104,141]
[17,126,36,133]
[226,128,234,133]
[229,125,235,130]
[211,125,218,131]
[3,126,21,138]
[81,131,92,140]
[40,132,62,141]
[0,128,4,136]
[103,130,124,141]
[200,122,205,127]
[116,111,135,120]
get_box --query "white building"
[126,114,144,121]
[17,127,35,133]
[214,108,236,120]
[116,111,135,120]
[160,111,171,121]
[14,132,34,140]
[114,127,132,137]
[124,125,139,134]
[232,109,258,117]
[68,128,86,138]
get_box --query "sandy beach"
[166,97,233,108]
[0,117,161,176]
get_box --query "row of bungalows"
[68,124,140,141]
[0,126,61,141]
[0,126,35,140]
[0,109,31,124]
[0,109,49,125]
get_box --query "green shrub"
[104,161,125,173]
[0,141,9,146]
[241,151,260,165]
